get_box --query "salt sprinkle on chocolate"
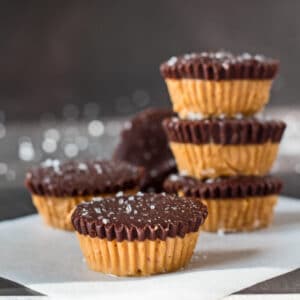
[72,192,208,237]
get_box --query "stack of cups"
[161,51,286,232]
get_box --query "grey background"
[0,0,298,120]
[0,0,299,200]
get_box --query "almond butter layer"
[165,78,272,118]
[163,118,286,178]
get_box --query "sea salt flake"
[118,198,124,205]
[205,178,215,184]
[136,191,144,196]
[41,158,60,168]
[222,62,230,69]
[102,218,109,224]
[254,54,265,61]
[150,205,155,210]
[116,191,124,197]
[186,112,204,120]
[78,163,88,171]
[169,174,179,181]
[167,56,177,66]
[126,204,132,214]
[128,196,135,201]
[93,197,103,202]
[241,52,252,60]
[94,164,102,174]
[94,208,101,214]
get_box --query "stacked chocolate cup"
[161,51,286,232]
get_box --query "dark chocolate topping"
[72,192,208,241]
[113,108,177,192]
[25,160,143,197]
[163,117,286,145]
[164,175,282,199]
[160,51,279,80]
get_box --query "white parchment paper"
[1,196,299,299]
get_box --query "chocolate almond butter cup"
[160,51,279,118]
[163,117,286,178]
[113,108,177,192]
[72,192,208,276]
[25,159,143,230]
[164,175,282,232]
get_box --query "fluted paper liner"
[32,189,138,231]
[76,231,199,276]
[200,195,278,232]
[170,142,279,178]
[165,79,273,118]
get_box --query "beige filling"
[165,78,273,118]
[31,189,138,231]
[170,142,279,178]
[76,231,200,276]
[177,191,277,232]
[201,195,278,232]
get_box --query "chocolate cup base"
[165,78,272,117]
[200,195,278,232]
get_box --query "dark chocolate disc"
[164,174,283,199]
[25,159,143,197]
[160,51,279,80]
[72,192,208,241]
[163,117,286,145]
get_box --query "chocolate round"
[113,108,177,192]
[163,117,286,145]
[160,51,279,80]
[25,159,143,197]
[164,175,282,199]
[72,192,208,241]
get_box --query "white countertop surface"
[1,196,299,299]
